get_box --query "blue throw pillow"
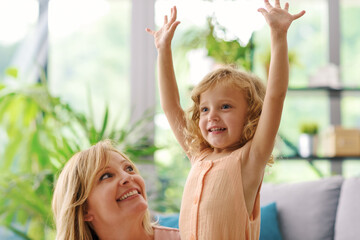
[260,202,283,240]
[157,214,180,229]
[157,202,282,239]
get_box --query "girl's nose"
[208,110,219,121]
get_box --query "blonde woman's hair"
[185,65,273,164]
[52,140,154,240]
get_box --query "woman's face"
[84,151,148,226]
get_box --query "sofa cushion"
[157,214,180,229]
[334,177,360,240]
[260,176,343,240]
[156,203,283,240]
[260,202,283,240]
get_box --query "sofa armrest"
[335,177,360,240]
[260,176,343,240]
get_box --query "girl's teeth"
[210,128,225,132]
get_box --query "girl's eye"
[222,104,231,109]
[201,107,208,112]
[100,173,113,181]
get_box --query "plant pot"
[299,134,318,157]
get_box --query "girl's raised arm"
[248,0,305,168]
[146,7,191,157]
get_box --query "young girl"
[146,0,305,239]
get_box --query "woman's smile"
[117,189,141,202]
[85,151,148,224]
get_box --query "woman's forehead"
[107,151,129,164]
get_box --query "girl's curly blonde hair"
[185,66,272,163]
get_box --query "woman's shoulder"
[153,226,181,240]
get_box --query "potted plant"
[177,17,254,71]
[0,68,159,239]
[260,47,300,80]
[298,122,319,157]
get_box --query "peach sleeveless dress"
[153,225,181,240]
[179,147,261,240]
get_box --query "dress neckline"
[199,147,241,163]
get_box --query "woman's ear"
[84,211,94,222]
[84,204,94,222]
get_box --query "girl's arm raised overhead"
[146,7,190,156]
[248,0,305,167]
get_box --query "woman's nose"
[119,173,133,186]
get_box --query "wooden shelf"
[276,155,360,177]
[278,87,360,175]
[288,87,360,92]
[279,155,360,160]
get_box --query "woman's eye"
[222,104,231,109]
[100,173,113,181]
[126,165,134,172]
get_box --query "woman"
[52,140,180,240]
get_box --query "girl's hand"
[145,6,180,50]
[258,0,305,34]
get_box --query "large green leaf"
[0,67,158,238]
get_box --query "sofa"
[260,176,360,240]
[158,176,360,240]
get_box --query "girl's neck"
[211,142,242,155]
[202,141,243,161]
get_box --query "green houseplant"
[178,17,254,71]
[260,47,301,79]
[0,69,158,239]
[300,122,319,135]
[298,122,319,157]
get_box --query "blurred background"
[1,0,360,239]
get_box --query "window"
[340,0,360,177]
[341,0,360,87]
[0,0,39,76]
[253,0,328,87]
[48,0,131,126]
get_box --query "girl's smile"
[199,84,248,152]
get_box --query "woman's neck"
[94,218,152,240]
[97,227,152,240]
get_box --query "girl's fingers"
[284,2,289,11]
[173,6,177,22]
[169,6,177,25]
[164,15,168,25]
[264,0,273,11]
[292,10,306,20]
[145,28,154,35]
[169,21,180,33]
[274,0,281,8]
[257,8,268,16]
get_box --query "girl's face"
[198,84,248,152]
[84,151,148,227]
